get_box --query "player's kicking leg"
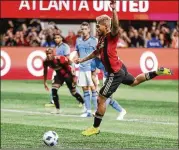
[123,67,173,87]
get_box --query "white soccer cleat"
[116,108,127,120]
[80,112,92,117]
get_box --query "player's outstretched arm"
[75,51,96,64]
[110,0,119,36]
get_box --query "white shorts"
[77,71,94,87]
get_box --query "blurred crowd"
[0,19,178,49]
[117,21,178,48]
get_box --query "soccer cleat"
[50,109,60,114]
[78,103,83,108]
[156,67,173,75]
[80,112,92,117]
[45,101,55,107]
[82,127,100,136]
[116,108,126,120]
[45,103,55,107]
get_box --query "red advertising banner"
[0,47,178,80]
[1,0,178,21]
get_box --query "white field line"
[1,109,177,126]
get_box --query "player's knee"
[71,90,76,96]
[97,95,106,106]
[82,86,90,91]
[91,86,96,91]
[129,79,138,87]
[52,84,60,89]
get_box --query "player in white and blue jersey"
[91,58,127,120]
[76,22,98,117]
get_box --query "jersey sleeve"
[43,60,48,67]
[110,32,120,41]
[75,39,78,51]
[63,44,70,56]
[90,38,98,50]
[59,56,69,65]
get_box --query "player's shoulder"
[43,58,49,66]
[89,36,97,41]
[88,36,98,45]
[108,32,120,39]
[54,55,63,59]
[76,37,83,42]
[90,36,96,40]
[62,43,70,48]
[55,55,68,60]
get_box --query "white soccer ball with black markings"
[43,131,59,146]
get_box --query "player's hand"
[74,58,79,64]
[44,82,49,91]
[74,58,83,64]
[110,0,116,10]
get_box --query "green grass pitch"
[1,80,178,149]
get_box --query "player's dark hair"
[45,47,53,53]
[81,22,90,27]
[54,33,63,38]
[54,33,67,44]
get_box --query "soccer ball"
[43,131,59,146]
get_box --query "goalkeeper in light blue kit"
[91,58,126,120]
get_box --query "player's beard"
[47,56,54,61]
[56,41,62,45]
[97,31,104,36]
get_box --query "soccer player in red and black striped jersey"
[76,0,173,136]
[43,48,84,114]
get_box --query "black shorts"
[52,75,76,91]
[99,64,135,98]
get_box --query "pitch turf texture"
[1,80,178,149]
